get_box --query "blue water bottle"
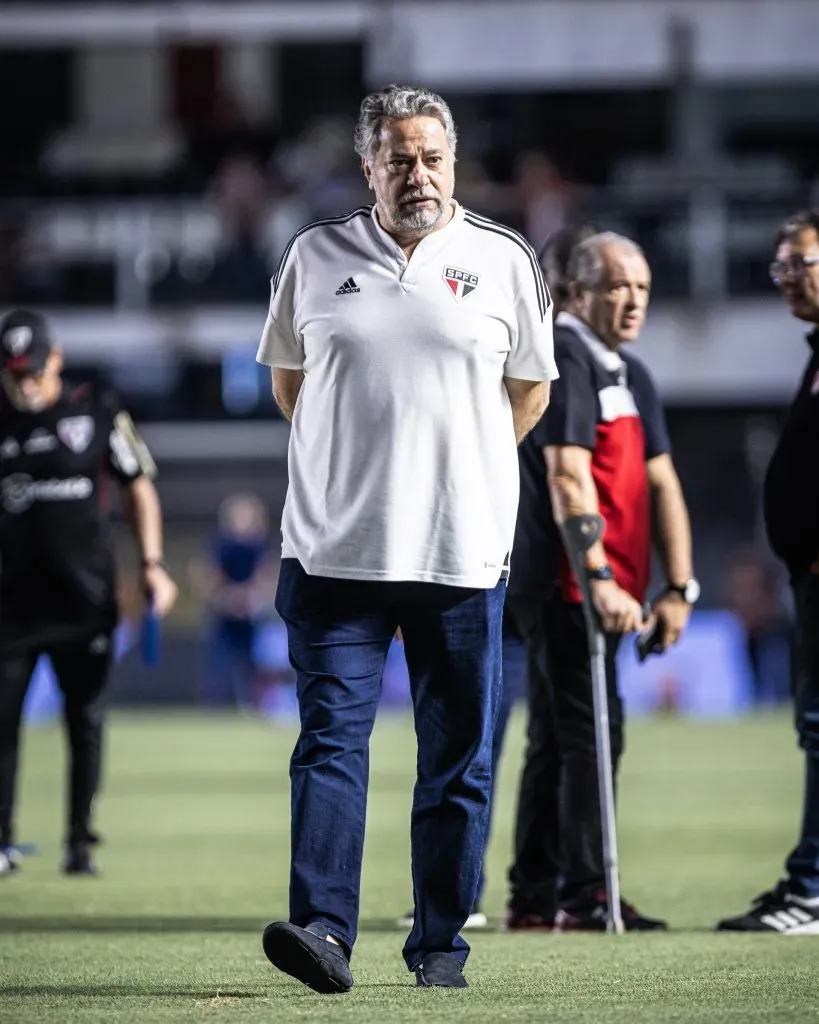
[140,594,161,667]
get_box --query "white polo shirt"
[257,200,558,588]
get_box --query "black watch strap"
[585,563,614,582]
[142,558,168,571]
[664,578,700,604]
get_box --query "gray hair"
[569,231,645,289]
[354,84,458,161]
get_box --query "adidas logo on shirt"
[335,277,360,295]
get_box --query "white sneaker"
[397,908,488,929]
[0,846,22,876]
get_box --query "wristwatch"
[585,563,615,582]
[665,578,701,604]
[142,558,169,572]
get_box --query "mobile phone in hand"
[636,620,664,663]
[636,604,663,663]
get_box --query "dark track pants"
[786,572,819,898]
[0,632,112,847]
[275,558,505,969]
[505,593,622,917]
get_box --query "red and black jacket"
[509,312,670,604]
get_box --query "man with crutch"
[505,231,698,931]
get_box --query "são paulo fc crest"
[443,265,480,303]
[57,415,95,454]
[2,326,33,356]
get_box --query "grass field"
[2,709,818,1023]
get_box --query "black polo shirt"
[508,313,670,602]
[764,328,819,575]
[0,381,146,647]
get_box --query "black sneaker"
[396,908,488,929]
[716,881,819,934]
[555,888,667,932]
[61,840,98,876]
[0,846,22,876]
[415,952,468,988]
[262,921,353,993]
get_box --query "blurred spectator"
[512,151,575,247]
[0,219,22,305]
[184,85,275,185]
[208,152,272,301]
[189,492,276,709]
[451,157,513,221]
[252,617,298,720]
[265,168,312,270]
[724,547,794,706]
[272,115,368,220]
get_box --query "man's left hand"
[650,591,691,652]
[142,564,178,618]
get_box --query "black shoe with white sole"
[555,888,667,932]
[262,921,353,993]
[716,881,819,934]
[415,952,468,988]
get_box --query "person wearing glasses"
[717,210,819,934]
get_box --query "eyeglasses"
[769,254,819,283]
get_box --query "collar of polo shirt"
[556,311,624,373]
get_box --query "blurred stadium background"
[3,0,814,718]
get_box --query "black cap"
[0,309,53,373]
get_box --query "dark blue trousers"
[786,572,819,898]
[275,558,506,969]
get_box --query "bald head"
[568,232,651,348]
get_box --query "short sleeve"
[626,355,671,460]
[101,393,155,484]
[256,238,304,370]
[532,342,598,450]
[503,247,559,382]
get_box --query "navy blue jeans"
[275,558,506,969]
[786,572,819,898]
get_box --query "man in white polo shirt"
[256,84,557,993]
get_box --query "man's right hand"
[589,579,645,634]
[142,564,178,619]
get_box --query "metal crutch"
[560,513,624,935]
